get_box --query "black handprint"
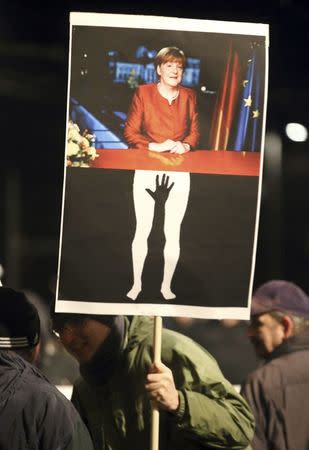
[145,174,174,205]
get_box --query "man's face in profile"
[247,313,285,358]
[57,319,111,364]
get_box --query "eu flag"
[234,50,256,151]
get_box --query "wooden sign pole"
[150,316,162,450]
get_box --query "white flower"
[67,141,80,156]
[84,133,95,143]
[80,136,90,150]
[66,121,97,167]
[87,147,97,160]
[68,120,80,133]
[68,127,82,143]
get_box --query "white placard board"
[55,12,269,320]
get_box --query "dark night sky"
[0,1,309,302]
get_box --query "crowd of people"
[1,46,309,450]
[0,279,309,449]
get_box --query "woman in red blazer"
[124,48,199,152]
[124,47,200,301]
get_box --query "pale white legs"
[161,173,190,299]
[127,170,190,300]
[127,172,155,300]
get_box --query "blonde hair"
[154,47,186,70]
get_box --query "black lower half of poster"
[58,167,259,309]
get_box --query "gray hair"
[270,311,309,335]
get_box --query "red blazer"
[124,84,200,149]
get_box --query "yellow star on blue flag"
[244,95,252,107]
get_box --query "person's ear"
[281,315,294,338]
[156,65,161,77]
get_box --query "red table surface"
[91,149,260,176]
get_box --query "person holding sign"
[52,313,255,450]
[124,47,200,301]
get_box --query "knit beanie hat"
[0,287,40,348]
[51,310,116,334]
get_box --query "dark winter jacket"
[72,316,254,450]
[241,333,309,450]
[0,350,93,450]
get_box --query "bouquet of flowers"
[66,120,98,167]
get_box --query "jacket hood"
[125,316,154,353]
[80,316,125,385]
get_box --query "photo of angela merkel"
[124,46,200,153]
[125,47,200,301]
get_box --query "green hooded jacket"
[71,316,254,450]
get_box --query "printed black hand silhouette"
[145,174,174,203]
